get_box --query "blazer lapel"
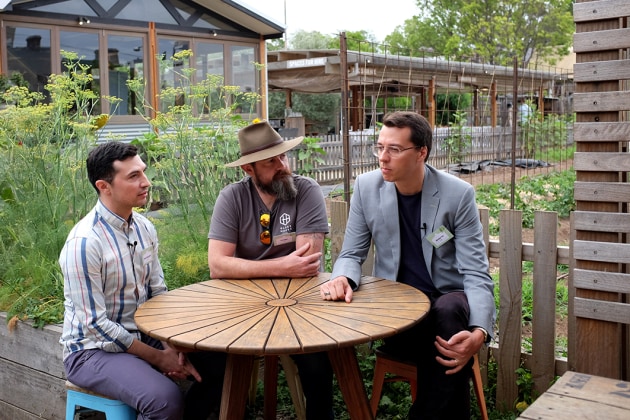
[421,167,440,274]
[379,180,401,274]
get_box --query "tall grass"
[0,51,258,325]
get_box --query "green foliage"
[515,367,538,409]
[295,137,326,175]
[0,72,28,95]
[268,91,340,134]
[154,213,210,290]
[126,50,251,236]
[288,29,335,49]
[437,93,472,126]
[0,50,331,325]
[444,110,472,164]
[475,169,576,235]
[385,0,574,68]
[521,111,570,159]
[0,53,97,326]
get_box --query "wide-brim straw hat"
[226,120,304,167]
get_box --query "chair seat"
[369,349,489,420]
[65,381,136,420]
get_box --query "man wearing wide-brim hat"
[185,120,334,419]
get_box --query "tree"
[289,30,334,49]
[266,38,286,51]
[385,0,573,67]
[329,30,378,52]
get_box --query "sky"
[238,0,420,42]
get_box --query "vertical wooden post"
[570,0,627,378]
[340,33,351,205]
[496,210,522,410]
[428,77,436,129]
[490,81,498,127]
[532,211,558,396]
[259,36,268,120]
[148,22,159,121]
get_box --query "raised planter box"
[0,312,66,419]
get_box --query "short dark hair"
[86,142,139,194]
[381,111,433,161]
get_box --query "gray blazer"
[331,165,495,336]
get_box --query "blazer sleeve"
[330,175,373,288]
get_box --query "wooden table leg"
[263,356,279,420]
[220,353,254,420]
[328,346,374,420]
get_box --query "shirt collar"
[95,199,134,230]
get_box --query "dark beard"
[256,173,298,201]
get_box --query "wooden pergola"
[266,48,571,130]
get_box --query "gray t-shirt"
[208,174,329,261]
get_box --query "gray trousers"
[64,337,184,420]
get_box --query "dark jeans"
[185,351,334,420]
[382,292,472,420]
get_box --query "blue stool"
[65,381,136,420]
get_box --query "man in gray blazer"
[321,111,495,419]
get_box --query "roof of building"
[267,49,573,95]
[193,0,284,39]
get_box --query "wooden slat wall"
[571,0,630,378]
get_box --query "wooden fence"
[328,201,569,411]
[293,126,573,185]
[97,122,572,187]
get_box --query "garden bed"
[0,312,66,419]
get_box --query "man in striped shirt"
[60,142,201,419]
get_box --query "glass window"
[195,41,224,115]
[116,0,178,25]
[60,30,101,114]
[231,45,258,114]
[30,0,96,16]
[5,26,51,96]
[157,38,190,113]
[106,34,145,116]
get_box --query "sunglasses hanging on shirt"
[259,212,271,245]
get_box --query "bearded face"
[252,164,298,201]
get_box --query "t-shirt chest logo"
[279,213,292,233]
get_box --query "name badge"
[273,232,296,246]
[426,225,454,248]
[141,246,154,266]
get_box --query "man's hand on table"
[320,276,353,303]
[281,242,322,277]
[434,329,485,375]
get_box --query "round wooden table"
[135,273,429,419]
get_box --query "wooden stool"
[65,381,136,420]
[370,349,489,420]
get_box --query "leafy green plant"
[0,52,99,326]
[515,367,538,411]
[521,111,571,159]
[444,110,472,164]
[475,169,576,235]
[295,137,326,175]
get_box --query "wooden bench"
[517,371,630,420]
